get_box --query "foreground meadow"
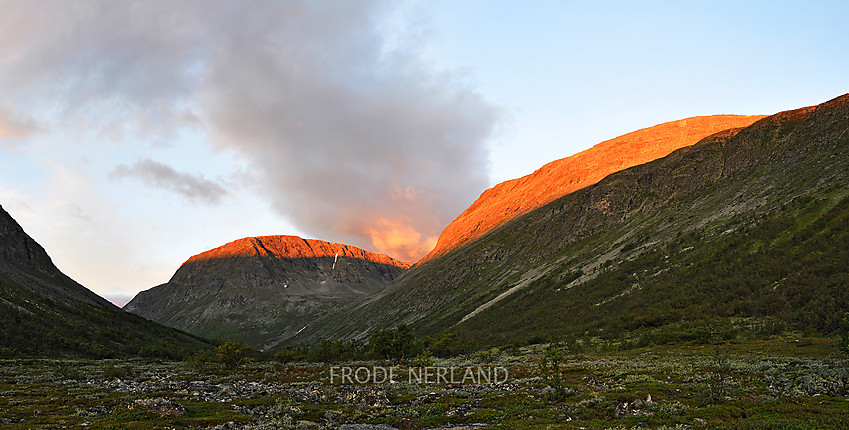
[1,338,847,429]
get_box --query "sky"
[0,0,847,306]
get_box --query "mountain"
[423,115,765,261]
[0,205,209,358]
[294,94,849,346]
[124,236,410,350]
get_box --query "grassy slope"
[462,185,849,346]
[294,94,849,346]
[0,273,210,359]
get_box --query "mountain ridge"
[423,114,765,261]
[292,94,848,345]
[125,235,410,350]
[183,235,411,268]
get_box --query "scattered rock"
[338,425,399,430]
[445,403,477,417]
[337,386,390,407]
[583,376,609,390]
[614,401,629,419]
[423,425,489,429]
[613,398,654,419]
[210,421,246,430]
[411,392,442,406]
[133,398,186,416]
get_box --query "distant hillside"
[294,94,849,346]
[125,236,410,350]
[423,115,765,261]
[0,205,209,358]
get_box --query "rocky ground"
[0,338,847,429]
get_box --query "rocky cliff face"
[423,115,765,261]
[124,236,410,350]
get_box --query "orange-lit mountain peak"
[422,114,766,262]
[184,235,412,269]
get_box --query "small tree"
[216,340,251,369]
[368,324,417,364]
[538,344,572,401]
[708,344,730,403]
[412,348,434,368]
[393,324,414,363]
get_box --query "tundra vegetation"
[1,327,847,429]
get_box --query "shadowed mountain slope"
[423,114,765,261]
[294,94,849,346]
[125,236,410,350]
[0,205,209,358]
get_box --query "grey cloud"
[110,159,226,205]
[198,1,498,260]
[0,1,206,139]
[0,1,499,261]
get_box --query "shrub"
[839,312,849,354]
[274,345,300,364]
[216,340,251,369]
[412,348,435,367]
[102,362,132,379]
[185,349,216,371]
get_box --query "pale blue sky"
[0,1,846,305]
[425,0,849,181]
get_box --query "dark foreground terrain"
[1,337,847,429]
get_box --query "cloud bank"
[0,0,498,261]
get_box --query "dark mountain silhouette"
[0,205,209,358]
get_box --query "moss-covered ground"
[1,337,846,429]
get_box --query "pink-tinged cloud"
[0,0,498,262]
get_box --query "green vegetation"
[4,89,849,428]
[537,344,575,401]
[0,338,846,428]
[0,274,211,360]
[216,339,252,369]
[296,97,849,353]
[272,326,471,365]
[459,187,849,347]
[840,312,849,354]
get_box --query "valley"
[2,94,848,429]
